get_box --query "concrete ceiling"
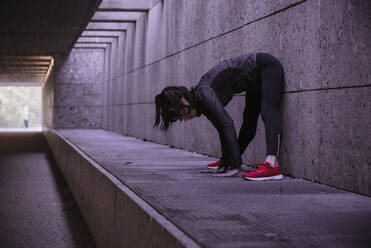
[0,0,102,84]
[0,0,155,84]
[75,0,151,51]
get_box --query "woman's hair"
[154,86,195,131]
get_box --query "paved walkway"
[0,133,96,248]
[59,129,371,248]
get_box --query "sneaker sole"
[209,165,254,171]
[243,174,283,181]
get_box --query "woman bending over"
[154,52,284,180]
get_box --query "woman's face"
[180,97,197,121]
[180,107,197,121]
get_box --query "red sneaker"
[242,161,283,181]
[207,160,220,170]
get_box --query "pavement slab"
[59,129,371,248]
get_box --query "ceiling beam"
[74,43,110,49]
[77,37,117,43]
[0,82,43,86]
[0,61,51,66]
[86,22,132,31]
[98,0,150,11]
[0,56,53,61]
[81,30,124,37]
[0,66,49,69]
[91,11,144,22]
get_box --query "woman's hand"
[212,168,240,177]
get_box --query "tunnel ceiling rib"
[98,0,150,12]
[78,0,150,50]
[77,37,118,43]
[74,44,110,49]
[85,29,129,32]
[0,56,54,84]
[82,31,124,36]
[86,22,132,31]
[91,11,144,22]
[75,42,113,46]
[81,36,120,39]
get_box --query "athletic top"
[190,53,258,170]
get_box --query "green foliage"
[0,86,41,128]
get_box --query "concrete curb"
[43,129,200,248]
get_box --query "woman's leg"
[258,53,284,157]
[242,54,284,180]
[238,91,261,155]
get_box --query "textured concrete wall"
[98,0,371,195]
[53,48,105,129]
[42,75,54,129]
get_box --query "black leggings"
[237,53,284,156]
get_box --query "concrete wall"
[42,74,54,129]
[53,48,105,129]
[95,0,370,195]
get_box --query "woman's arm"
[196,85,241,170]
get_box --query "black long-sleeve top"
[191,53,258,169]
